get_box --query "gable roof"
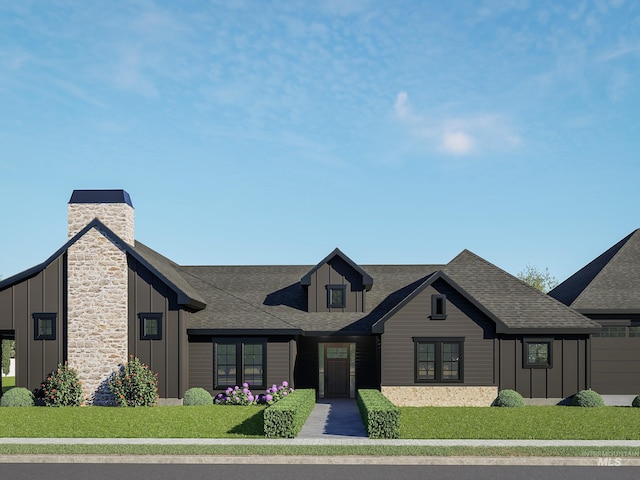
[549,229,640,313]
[182,264,439,334]
[0,219,205,311]
[443,250,600,333]
[300,248,374,291]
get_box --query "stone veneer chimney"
[67,190,134,405]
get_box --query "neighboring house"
[0,190,605,405]
[549,229,640,396]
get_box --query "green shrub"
[0,387,35,407]
[493,389,525,407]
[357,389,400,439]
[632,396,640,408]
[263,389,315,438]
[41,363,84,406]
[183,387,213,406]
[571,389,605,407]
[108,356,158,407]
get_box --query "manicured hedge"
[357,389,400,439]
[263,389,316,438]
[493,389,525,407]
[571,389,605,407]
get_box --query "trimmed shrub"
[357,389,400,439]
[263,389,316,438]
[0,387,35,407]
[571,389,605,407]
[108,356,158,407]
[183,387,213,406]
[493,389,525,407]
[41,363,84,407]
[632,396,640,408]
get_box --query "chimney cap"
[69,190,133,207]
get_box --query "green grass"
[400,406,640,440]
[1,376,15,394]
[0,405,266,438]
[0,445,638,458]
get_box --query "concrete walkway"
[298,399,367,439]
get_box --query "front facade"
[2,190,627,406]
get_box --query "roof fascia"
[576,308,640,315]
[498,327,601,335]
[0,220,103,290]
[0,219,205,311]
[300,247,374,290]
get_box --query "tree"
[1,339,15,376]
[517,264,559,293]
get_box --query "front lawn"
[401,406,640,440]
[0,405,266,438]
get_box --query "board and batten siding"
[0,255,65,393]
[306,258,365,312]
[128,258,188,399]
[497,336,589,398]
[380,279,496,386]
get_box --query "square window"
[34,313,56,340]
[629,326,640,337]
[214,340,267,389]
[327,285,346,308]
[414,338,463,383]
[139,313,162,340]
[431,294,447,319]
[524,340,552,368]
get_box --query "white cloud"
[441,131,474,155]
[393,91,411,120]
[392,91,521,157]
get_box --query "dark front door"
[324,344,350,398]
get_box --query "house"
[0,190,606,406]
[549,229,640,397]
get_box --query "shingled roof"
[444,250,600,333]
[549,229,640,312]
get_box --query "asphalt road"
[2,463,640,480]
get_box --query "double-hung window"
[215,339,266,388]
[414,338,463,382]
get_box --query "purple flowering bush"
[214,381,294,406]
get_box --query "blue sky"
[1,0,639,282]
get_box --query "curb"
[1,454,640,466]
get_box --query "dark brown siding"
[380,279,496,386]
[188,336,214,392]
[295,336,379,392]
[498,336,588,398]
[591,338,640,394]
[187,335,296,396]
[128,258,186,398]
[306,258,365,313]
[0,256,65,392]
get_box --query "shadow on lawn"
[228,409,265,436]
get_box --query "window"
[629,326,640,337]
[431,294,447,319]
[593,326,626,337]
[414,338,463,382]
[139,313,162,340]
[327,284,346,308]
[33,313,56,340]
[215,340,266,388]
[524,339,552,368]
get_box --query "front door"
[324,344,350,398]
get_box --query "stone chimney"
[66,190,133,405]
